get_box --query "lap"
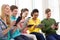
[30,32,44,37]
[46,35,57,40]
[22,34,37,40]
[14,35,25,40]
[30,32,45,40]
[46,34,60,40]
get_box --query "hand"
[54,25,58,30]
[51,24,55,29]
[34,25,37,29]
[11,21,16,26]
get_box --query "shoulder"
[50,18,55,20]
[0,18,3,22]
[50,18,56,23]
[41,18,47,23]
[50,18,56,21]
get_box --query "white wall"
[32,0,43,20]
[15,0,33,18]
[42,0,49,18]
[0,0,15,15]
[48,0,59,22]
[58,0,60,20]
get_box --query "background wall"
[0,0,15,15]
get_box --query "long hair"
[1,4,11,27]
[20,8,29,19]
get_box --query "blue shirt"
[10,16,21,38]
[11,29,21,38]
[10,16,17,22]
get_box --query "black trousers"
[46,34,60,40]
[14,35,31,40]
[30,32,45,40]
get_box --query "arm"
[0,23,11,38]
[0,19,13,36]
[2,27,11,35]
[41,21,46,33]
[41,19,56,33]
[19,18,29,31]
[41,20,53,33]
[0,27,5,38]
[20,17,31,31]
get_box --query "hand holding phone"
[51,22,59,30]
[54,22,59,30]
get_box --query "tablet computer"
[36,24,45,28]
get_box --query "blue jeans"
[30,32,45,40]
[46,34,60,40]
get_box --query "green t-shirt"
[41,18,56,35]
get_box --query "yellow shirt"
[28,18,41,33]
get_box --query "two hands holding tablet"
[27,22,59,30]
[27,24,45,29]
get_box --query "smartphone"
[27,25,33,27]
[54,22,59,26]
[14,17,22,26]
[54,22,59,30]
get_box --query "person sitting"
[41,8,60,40]
[28,9,45,40]
[0,4,13,40]
[16,8,37,40]
[10,5,31,40]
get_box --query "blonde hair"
[1,4,11,27]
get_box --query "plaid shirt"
[0,18,8,40]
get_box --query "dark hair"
[10,5,18,11]
[14,8,29,26]
[20,8,29,17]
[31,9,39,17]
[45,8,51,14]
